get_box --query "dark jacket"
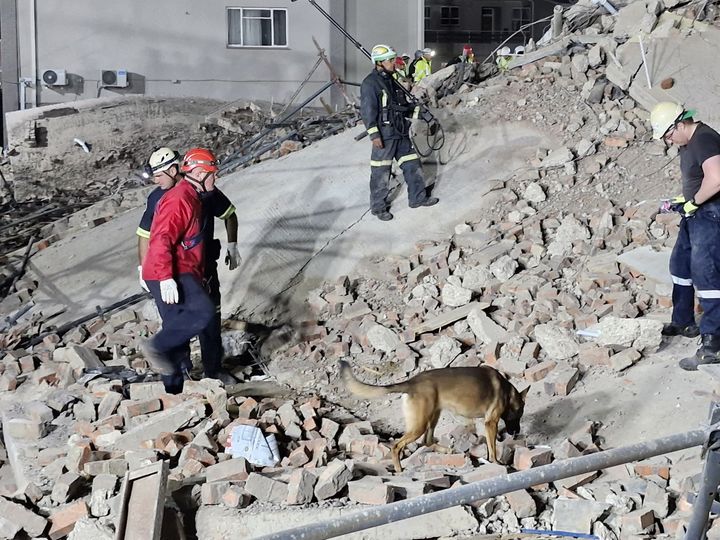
[360,69,416,142]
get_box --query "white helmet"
[650,101,685,140]
[147,147,180,175]
[499,46,512,56]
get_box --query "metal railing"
[256,403,720,540]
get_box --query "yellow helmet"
[650,101,684,140]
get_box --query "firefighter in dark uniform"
[650,102,720,370]
[360,44,438,221]
[137,147,240,384]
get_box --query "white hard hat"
[499,46,512,56]
[650,102,685,140]
[147,147,180,174]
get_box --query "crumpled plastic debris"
[225,424,280,467]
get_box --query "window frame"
[480,7,496,33]
[511,6,531,31]
[226,7,289,49]
[439,6,460,26]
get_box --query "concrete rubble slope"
[28,118,545,324]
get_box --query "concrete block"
[51,471,84,504]
[314,460,352,500]
[553,498,609,535]
[222,485,251,508]
[286,468,316,505]
[609,347,641,371]
[202,481,230,505]
[128,382,166,401]
[348,477,394,505]
[621,509,654,534]
[0,495,48,537]
[244,472,289,503]
[64,345,103,371]
[505,489,537,518]
[205,458,250,483]
[49,500,88,540]
[525,361,557,382]
[5,417,47,440]
[97,392,123,420]
[514,447,553,470]
[544,366,580,396]
[118,398,162,424]
[83,458,127,477]
[111,400,204,451]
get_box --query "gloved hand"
[682,199,700,217]
[225,242,241,270]
[137,265,149,292]
[160,278,179,304]
[660,195,688,214]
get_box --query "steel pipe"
[256,428,707,540]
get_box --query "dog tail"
[338,360,410,399]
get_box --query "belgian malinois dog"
[338,360,528,472]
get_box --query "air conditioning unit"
[41,69,68,86]
[101,69,128,88]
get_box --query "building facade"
[424,0,570,64]
[0,0,424,117]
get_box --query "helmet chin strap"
[186,171,213,193]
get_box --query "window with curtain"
[227,7,288,47]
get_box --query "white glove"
[225,242,241,270]
[160,278,179,304]
[138,265,149,292]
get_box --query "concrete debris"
[3,0,720,537]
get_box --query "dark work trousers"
[199,262,224,378]
[146,273,215,393]
[669,200,720,336]
[369,136,427,214]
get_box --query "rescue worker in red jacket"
[141,148,216,392]
[137,147,240,384]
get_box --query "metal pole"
[256,428,708,540]
[219,80,335,173]
[685,403,720,539]
[638,33,652,89]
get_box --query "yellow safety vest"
[413,58,432,83]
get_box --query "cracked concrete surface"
[28,113,545,325]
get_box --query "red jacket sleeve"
[149,195,193,281]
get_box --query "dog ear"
[519,386,530,400]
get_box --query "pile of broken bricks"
[0,368,713,539]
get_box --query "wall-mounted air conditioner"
[101,69,129,88]
[42,69,68,86]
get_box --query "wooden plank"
[413,301,490,336]
[115,461,169,540]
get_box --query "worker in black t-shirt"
[650,102,720,370]
[137,147,240,384]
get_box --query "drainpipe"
[418,0,424,50]
[29,0,38,107]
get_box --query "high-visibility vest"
[413,58,431,83]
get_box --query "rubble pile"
[0,343,711,540]
[1,98,357,261]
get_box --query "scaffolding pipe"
[256,428,707,540]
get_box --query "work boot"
[662,323,700,338]
[679,334,720,371]
[409,197,439,208]
[140,341,175,376]
[374,211,393,221]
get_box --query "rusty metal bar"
[256,428,708,540]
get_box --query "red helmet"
[181,148,218,174]
[395,56,406,68]
[463,44,473,55]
